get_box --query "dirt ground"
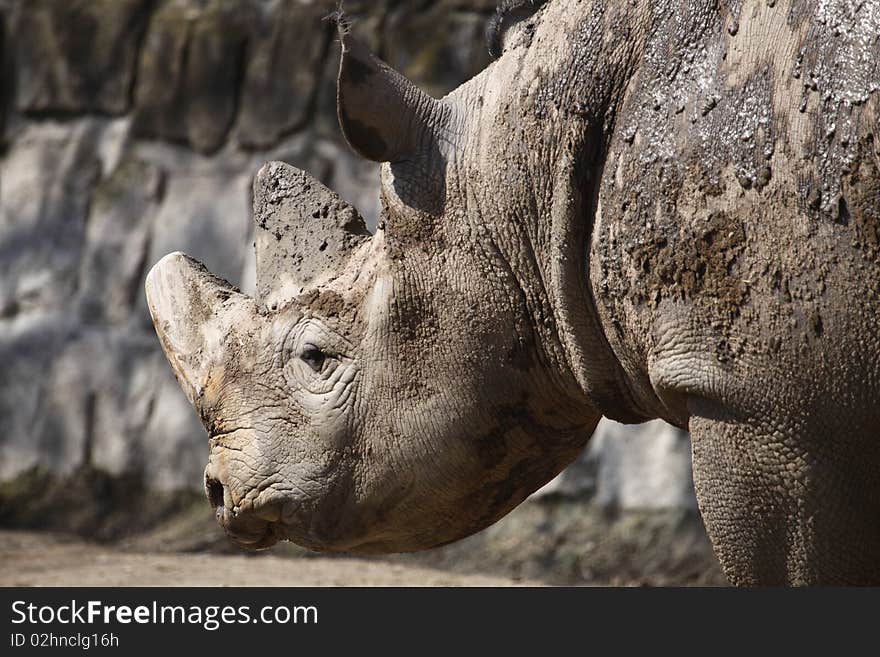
[0,531,533,587]
[0,469,726,586]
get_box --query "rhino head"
[146,14,626,553]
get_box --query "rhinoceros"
[145,0,880,585]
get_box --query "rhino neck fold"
[545,130,654,425]
[501,0,657,423]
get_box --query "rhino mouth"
[222,520,282,551]
[204,461,335,551]
[204,472,285,550]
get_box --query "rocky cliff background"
[0,0,724,584]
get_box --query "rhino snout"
[203,463,289,550]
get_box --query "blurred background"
[0,0,725,585]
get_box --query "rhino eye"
[300,345,326,372]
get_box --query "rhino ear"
[337,30,445,163]
[252,162,371,311]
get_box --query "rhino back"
[591,0,880,423]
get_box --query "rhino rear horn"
[337,30,447,163]
[252,161,371,311]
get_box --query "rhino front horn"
[145,252,254,410]
[252,161,371,311]
[336,30,448,163]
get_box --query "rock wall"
[0,0,697,514]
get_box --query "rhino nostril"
[206,477,225,511]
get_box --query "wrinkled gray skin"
[146,0,880,585]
